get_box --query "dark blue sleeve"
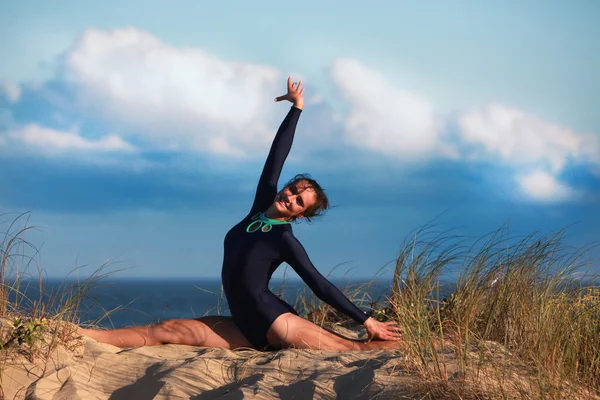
[250,106,302,215]
[281,231,369,324]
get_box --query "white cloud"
[9,124,135,153]
[517,170,575,203]
[330,58,444,159]
[14,29,596,204]
[458,103,600,172]
[62,28,284,156]
[1,82,21,103]
[458,103,600,202]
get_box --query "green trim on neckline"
[259,212,290,225]
[246,212,290,233]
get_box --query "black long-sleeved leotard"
[221,106,368,349]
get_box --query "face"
[273,180,317,220]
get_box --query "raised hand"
[274,77,304,110]
[363,317,403,343]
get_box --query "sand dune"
[3,339,416,399]
[4,323,594,399]
[2,326,421,400]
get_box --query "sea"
[6,277,595,329]
[6,278,401,328]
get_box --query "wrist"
[293,98,304,110]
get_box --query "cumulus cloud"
[458,103,600,172]
[9,28,596,205]
[517,170,575,203]
[7,124,135,154]
[330,58,446,159]
[458,103,600,202]
[61,27,283,155]
[1,82,21,103]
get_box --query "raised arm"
[280,231,369,325]
[250,78,305,214]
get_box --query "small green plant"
[370,306,392,322]
[1,316,48,349]
[0,211,127,397]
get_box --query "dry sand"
[2,328,420,400]
[2,323,594,399]
[2,339,414,400]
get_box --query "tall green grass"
[405,226,596,395]
[299,224,599,398]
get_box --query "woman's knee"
[266,313,368,350]
[266,313,294,345]
[267,313,318,348]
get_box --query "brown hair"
[282,173,330,223]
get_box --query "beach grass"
[296,224,600,399]
[2,212,599,399]
[392,225,599,398]
[0,212,126,397]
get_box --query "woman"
[80,78,402,351]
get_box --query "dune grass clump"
[293,224,599,398]
[0,213,117,387]
[387,225,600,398]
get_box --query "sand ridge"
[5,325,590,399]
[2,334,419,399]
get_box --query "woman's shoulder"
[279,224,294,236]
[280,225,301,246]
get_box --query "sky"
[1,0,599,280]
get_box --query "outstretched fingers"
[385,321,404,330]
[274,77,304,102]
[380,326,403,341]
[290,79,303,92]
[366,320,403,343]
[387,321,404,336]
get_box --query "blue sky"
[1,0,599,279]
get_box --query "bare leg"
[266,313,402,351]
[78,316,254,349]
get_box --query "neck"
[264,206,289,221]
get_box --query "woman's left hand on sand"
[363,317,403,343]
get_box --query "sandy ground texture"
[1,332,421,399]
[2,323,597,400]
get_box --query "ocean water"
[8,278,398,328]
[13,277,593,329]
